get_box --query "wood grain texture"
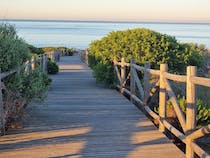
[0,54,185,158]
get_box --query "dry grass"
[2,84,27,129]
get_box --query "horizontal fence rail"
[113,57,210,158]
[0,51,60,135]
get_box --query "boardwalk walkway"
[0,55,185,158]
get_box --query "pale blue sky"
[0,0,210,22]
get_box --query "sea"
[1,20,210,49]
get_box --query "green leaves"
[47,59,59,74]
[88,28,205,86]
[0,24,30,72]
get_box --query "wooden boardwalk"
[0,55,185,158]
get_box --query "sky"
[0,0,210,23]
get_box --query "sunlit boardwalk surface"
[0,55,185,158]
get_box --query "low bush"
[0,24,30,72]
[0,23,51,129]
[165,96,210,127]
[28,44,45,55]
[88,28,205,86]
[42,47,74,56]
[47,59,59,74]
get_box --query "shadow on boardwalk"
[0,54,185,158]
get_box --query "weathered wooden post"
[143,62,151,105]
[0,70,5,135]
[31,56,36,71]
[57,51,60,62]
[130,58,136,103]
[25,61,30,73]
[121,58,126,91]
[40,55,44,71]
[45,54,48,72]
[159,64,168,132]
[42,54,46,72]
[186,66,197,158]
[50,51,55,62]
[85,49,89,65]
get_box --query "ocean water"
[1,20,210,49]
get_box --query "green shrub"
[28,44,45,55]
[0,24,30,72]
[166,96,210,126]
[5,67,51,101]
[93,61,116,86]
[47,59,59,74]
[42,47,74,56]
[64,48,74,56]
[88,28,204,86]
[0,23,52,128]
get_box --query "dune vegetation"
[88,28,210,127]
[0,24,51,128]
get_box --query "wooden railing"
[113,57,210,158]
[78,49,88,64]
[0,51,60,135]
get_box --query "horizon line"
[1,18,210,25]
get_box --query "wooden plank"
[122,72,130,87]
[132,68,144,100]
[133,64,144,71]
[164,79,186,132]
[163,72,187,83]
[147,69,160,76]
[121,57,126,87]
[190,76,210,88]
[191,142,210,158]
[31,56,36,71]
[114,65,122,83]
[146,80,159,103]
[143,62,150,105]
[159,64,168,132]
[186,66,196,158]
[0,55,185,158]
[130,58,136,103]
[144,106,186,143]
[0,68,18,79]
[124,62,130,67]
[187,124,210,140]
[186,66,197,132]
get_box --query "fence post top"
[144,62,151,68]
[187,66,197,70]
[130,58,136,63]
[160,64,168,71]
[187,66,197,76]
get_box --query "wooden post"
[130,58,136,103]
[186,66,197,158]
[53,51,55,62]
[113,56,117,65]
[0,70,5,135]
[31,56,36,71]
[42,54,46,72]
[143,62,150,105]
[25,61,30,73]
[159,64,168,132]
[121,58,126,90]
[45,54,48,72]
[40,55,44,71]
[57,51,60,62]
[85,49,88,65]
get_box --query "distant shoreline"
[1,18,210,25]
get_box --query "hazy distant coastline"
[1,19,210,49]
[1,18,210,25]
